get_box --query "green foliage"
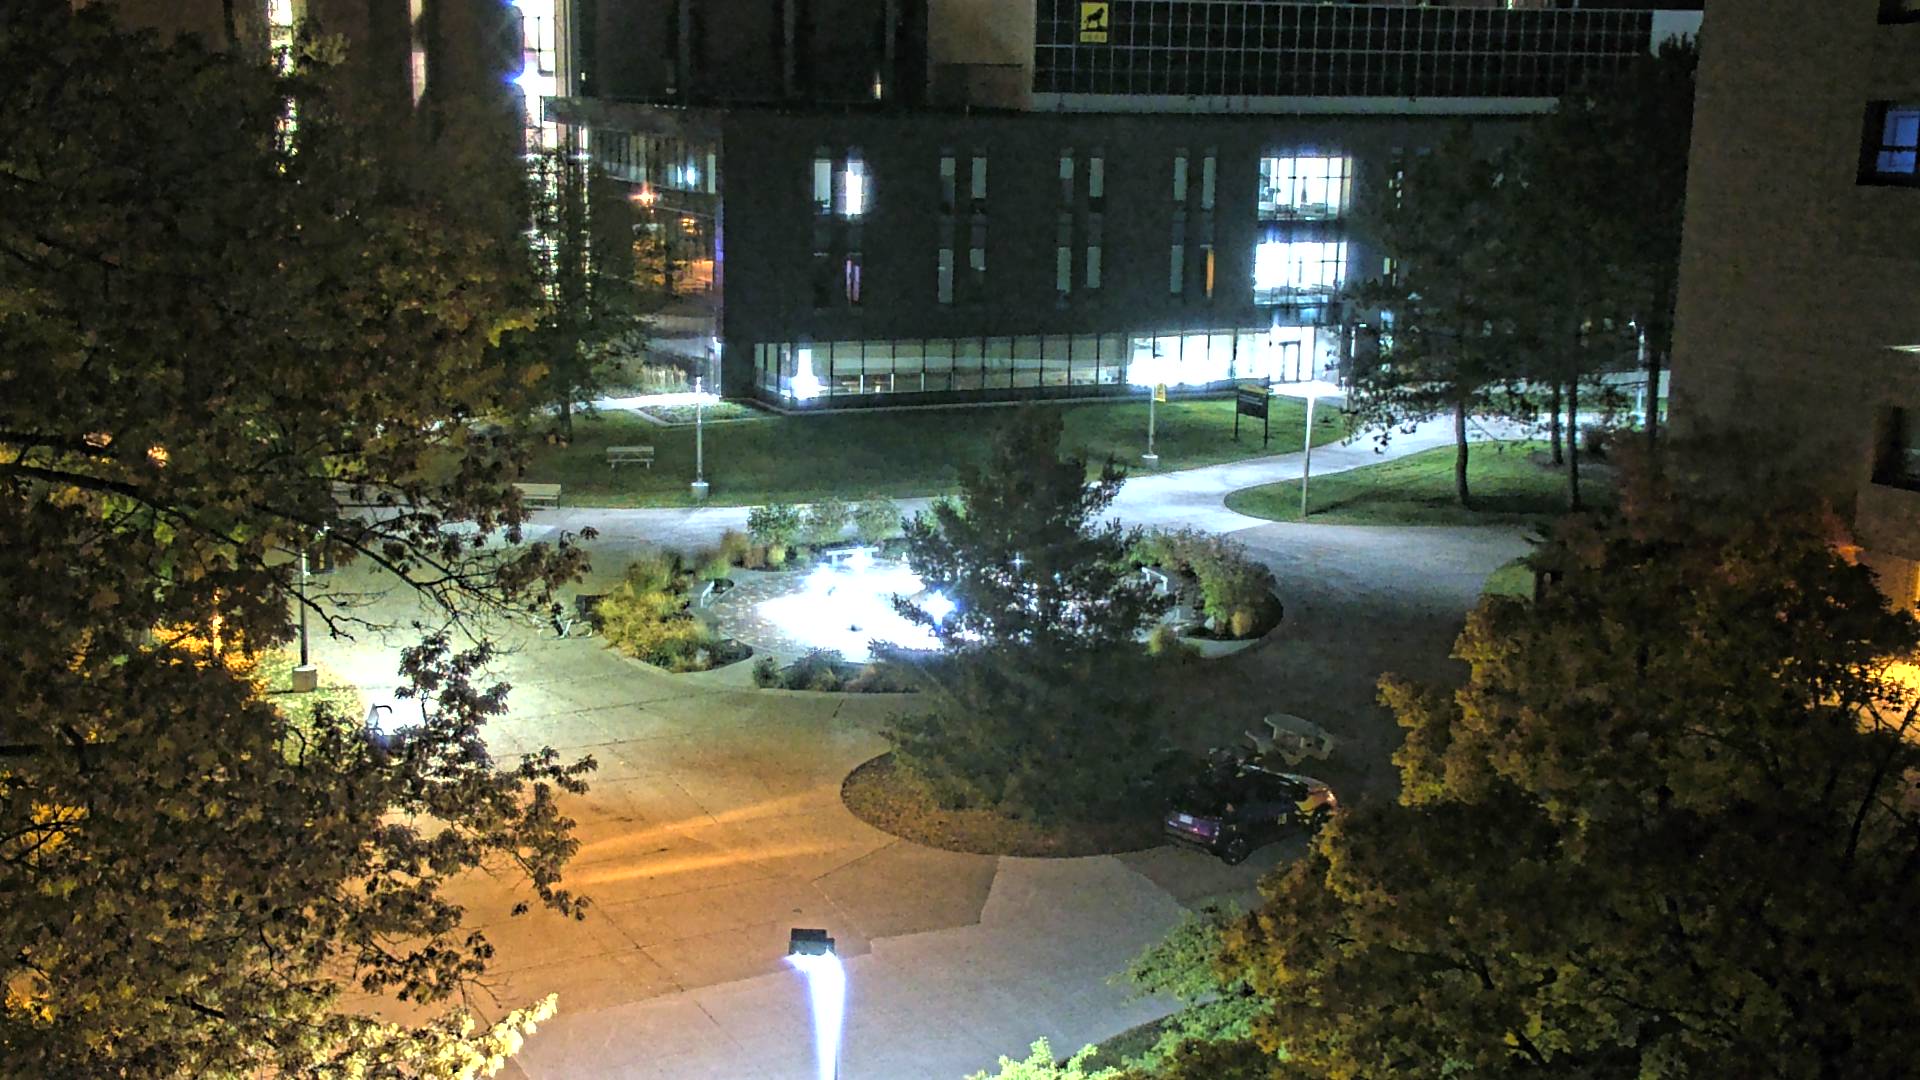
[1220,441,1920,1078]
[887,410,1172,820]
[714,528,752,566]
[747,502,804,547]
[595,554,719,672]
[0,8,593,1074]
[787,648,846,692]
[853,495,904,544]
[967,1039,1119,1080]
[1114,908,1265,1072]
[751,654,781,688]
[1145,623,1199,663]
[802,497,852,546]
[1136,529,1279,639]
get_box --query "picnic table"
[513,481,562,508]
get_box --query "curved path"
[316,417,1530,1080]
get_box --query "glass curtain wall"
[754,325,1343,404]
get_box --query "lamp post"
[787,928,844,1080]
[1144,381,1165,468]
[1270,379,1345,521]
[690,376,711,500]
[291,539,318,692]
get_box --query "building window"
[1060,151,1075,205]
[845,254,863,305]
[1253,240,1348,303]
[1863,104,1920,185]
[839,155,869,217]
[1203,245,1215,300]
[1200,150,1217,211]
[1169,245,1185,296]
[812,251,834,307]
[1087,214,1103,290]
[1877,408,1920,489]
[940,153,956,212]
[1056,247,1072,296]
[969,215,987,295]
[1260,155,1354,219]
[970,153,988,203]
[1882,0,1920,23]
[1172,151,1188,203]
[813,153,832,213]
[1088,153,1105,204]
[938,247,954,304]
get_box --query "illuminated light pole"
[1271,379,1345,521]
[291,539,318,692]
[690,376,711,500]
[787,928,845,1080]
[1144,381,1165,469]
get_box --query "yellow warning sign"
[1079,2,1110,44]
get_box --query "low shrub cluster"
[596,552,749,672]
[742,497,903,569]
[1134,529,1282,640]
[751,649,919,693]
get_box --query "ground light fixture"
[787,928,845,1080]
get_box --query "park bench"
[606,445,655,470]
[513,481,562,509]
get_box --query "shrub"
[597,553,721,671]
[752,654,780,688]
[786,648,846,692]
[695,550,732,583]
[852,497,903,544]
[1582,423,1614,460]
[1136,528,1280,640]
[747,503,803,548]
[765,543,788,569]
[1147,623,1200,662]
[715,529,752,567]
[802,498,852,547]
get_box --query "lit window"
[937,248,954,304]
[813,155,832,212]
[1060,151,1075,204]
[1169,245,1185,295]
[1259,155,1354,219]
[1088,155,1105,201]
[840,158,868,217]
[1253,240,1348,303]
[1201,151,1216,210]
[1086,245,1102,290]
[939,153,956,211]
[1172,151,1188,203]
[1864,104,1920,184]
[970,154,988,202]
[845,254,863,305]
[1056,247,1072,295]
[1203,245,1215,299]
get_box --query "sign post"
[1234,380,1271,448]
[1144,382,1166,468]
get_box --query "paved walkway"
[313,415,1532,1079]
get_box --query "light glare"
[787,952,846,1080]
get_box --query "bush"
[694,550,732,583]
[597,553,722,671]
[747,503,803,548]
[1582,423,1614,460]
[802,498,852,547]
[1136,528,1280,640]
[765,543,789,569]
[715,529,752,567]
[752,654,780,688]
[787,648,845,692]
[1147,623,1200,663]
[852,497,903,544]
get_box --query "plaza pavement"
[313,416,1530,1079]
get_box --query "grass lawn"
[252,648,363,732]
[1482,557,1536,600]
[841,754,1162,858]
[526,397,1348,507]
[1225,441,1607,527]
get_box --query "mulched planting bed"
[841,754,1163,858]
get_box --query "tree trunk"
[1454,397,1472,510]
[560,398,574,443]
[1548,382,1564,466]
[1567,380,1583,512]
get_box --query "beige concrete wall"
[1671,0,1920,519]
[928,0,1031,68]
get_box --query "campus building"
[1669,0,1920,605]
[553,0,1701,407]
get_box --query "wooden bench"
[606,445,655,470]
[514,482,562,509]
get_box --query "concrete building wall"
[1670,0,1920,598]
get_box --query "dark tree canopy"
[1,6,592,1073]
[887,410,1170,819]
[1221,442,1920,1079]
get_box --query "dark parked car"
[1164,756,1336,864]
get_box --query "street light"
[787,928,844,1080]
[690,376,712,500]
[1270,379,1344,520]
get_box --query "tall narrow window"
[1056,212,1073,297]
[969,216,987,291]
[1169,245,1185,296]
[939,152,956,212]
[937,247,954,304]
[812,251,834,307]
[970,154,988,202]
[845,253,863,305]
[1203,245,1215,299]
[407,0,427,107]
[1172,151,1188,203]
[1200,150,1216,210]
[839,155,868,217]
[1088,154,1105,203]
[813,153,832,213]
[1086,214,1103,291]
[1059,151,1076,205]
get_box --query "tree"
[1,7,593,1073]
[1219,438,1920,1078]
[506,148,649,440]
[885,409,1169,819]
[1347,128,1524,509]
